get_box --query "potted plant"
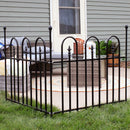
[95,40,112,57]
[95,40,112,78]
[95,40,119,67]
[107,42,119,67]
[95,40,119,78]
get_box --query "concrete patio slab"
[29,67,130,110]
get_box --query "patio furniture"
[27,47,69,75]
[0,37,28,59]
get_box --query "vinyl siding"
[87,0,130,57]
[0,0,50,41]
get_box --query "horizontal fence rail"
[1,25,129,116]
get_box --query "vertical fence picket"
[13,47,16,101]
[30,44,32,106]
[39,47,42,110]
[22,44,24,104]
[25,47,28,105]
[17,46,20,102]
[44,47,47,114]
[85,44,87,108]
[98,41,101,107]
[35,42,38,109]
[118,39,121,102]
[4,27,7,100]
[76,40,79,111]
[68,46,71,112]
[112,44,115,103]
[61,44,64,113]
[10,43,13,100]
[98,40,101,107]
[106,40,109,104]
[125,25,128,101]
[91,46,94,107]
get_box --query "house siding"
[0,0,50,41]
[87,0,130,57]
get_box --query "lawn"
[0,91,130,130]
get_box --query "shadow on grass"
[0,91,59,117]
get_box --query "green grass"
[1,91,130,130]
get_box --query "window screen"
[59,0,80,34]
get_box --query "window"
[59,0,80,34]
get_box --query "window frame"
[59,0,81,34]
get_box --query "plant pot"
[73,38,84,55]
[98,55,106,79]
[108,54,119,67]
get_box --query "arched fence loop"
[61,36,79,113]
[21,37,31,60]
[10,38,19,57]
[84,36,101,106]
[106,35,121,103]
[34,37,47,110]
[84,36,100,59]
[106,35,120,55]
[34,37,47,61]
[61,36,78,60]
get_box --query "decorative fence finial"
[3,26,6,30]
[125,25,128,29]
[48,26,52,31]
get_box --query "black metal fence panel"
[2,25,129,116]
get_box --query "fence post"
[118,33,121,102]
[49,26,53,117]
[91,45,94,107]
[125,25,128,101]
[3,27,7,100]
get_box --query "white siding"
[87,0,130,57]
[0,0,50,41]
